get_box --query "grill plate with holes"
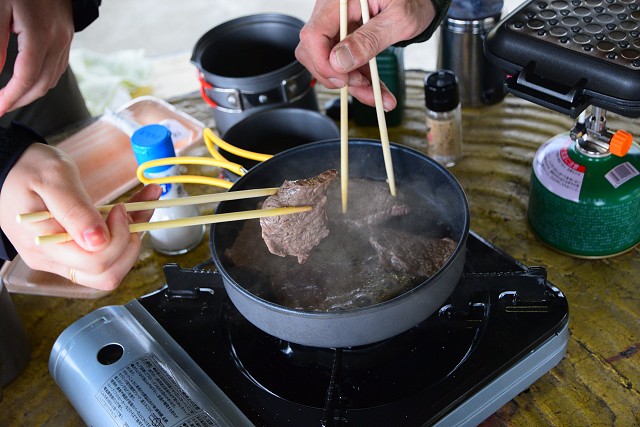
[485,0,640,117]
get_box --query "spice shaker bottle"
[131,124,204,255]
[424,70,463,167]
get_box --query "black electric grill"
[485,0,640,117]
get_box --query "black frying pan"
[210,139,469,348]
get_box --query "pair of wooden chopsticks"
[340,0,396,213]
[18,188,311,246]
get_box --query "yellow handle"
[203,128,273,162]
[136,156,246,189]
[135,127,275,191]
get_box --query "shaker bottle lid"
[131,124,175,173]
[424,70,460,112]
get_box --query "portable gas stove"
[50,231,568,427]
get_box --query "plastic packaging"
[1,97,205,299]
[131,124,204,255]
[424,70,463,167]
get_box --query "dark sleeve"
[395,0,452,47]
[71,0,102,32]
[0,124,48,260]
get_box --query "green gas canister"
[352,46,405,127]
[528,110,640,258]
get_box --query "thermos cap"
[424,70,460,112]
[131,124,175,173]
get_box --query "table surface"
[1,70,639,426]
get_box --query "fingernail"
[335,45,355,71]
[328,77,346,88]
[383,98,394,112]
[83,227,107,248]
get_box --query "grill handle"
[504,62,590,118]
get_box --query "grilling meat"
[260,169,338,263]
[326,178,411,230]
[225,176,458,312]
[369,229,457,277]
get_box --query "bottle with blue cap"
[131,124,204,255]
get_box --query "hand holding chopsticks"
[18,188,311,246]
[34,205,311,246]
[17,187,280,223]
[339,0,397,214]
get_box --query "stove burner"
[222,295,487,408]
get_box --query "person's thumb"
[329,16,397,73]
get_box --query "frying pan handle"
[203,128,272,163]
[504,62,590,118]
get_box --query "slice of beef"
[260,169,338,264]
[270,252,418,311]
[369,228,457,278]
[326,179,411,230]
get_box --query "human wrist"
[394,0,452,47]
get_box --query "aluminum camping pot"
[191,14,319,135]
[210,139,469,348]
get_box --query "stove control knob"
[609,129,633,157]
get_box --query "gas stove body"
[50,232,569,426]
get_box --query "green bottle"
[352,46,405,127]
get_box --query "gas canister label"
[533,136,585,202]
[96,354,219,426]
[605,162,639,188]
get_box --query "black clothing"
[0,125,47,260]
[0,0,101,261]
[395,0,452,47]
[72,0,102,31]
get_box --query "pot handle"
[134,127,275,190]
[134,127,251,189]
[203,128,273,163]
[136,155,239,189]
[197,73,219,109]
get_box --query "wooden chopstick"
[359,0,397,197]
[35,205,312,246]
[17,187,280,223]
[340,0,349,213]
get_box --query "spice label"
[533,136,584,202]
[426,118,460,159]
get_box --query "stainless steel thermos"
[437,0,505,108]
